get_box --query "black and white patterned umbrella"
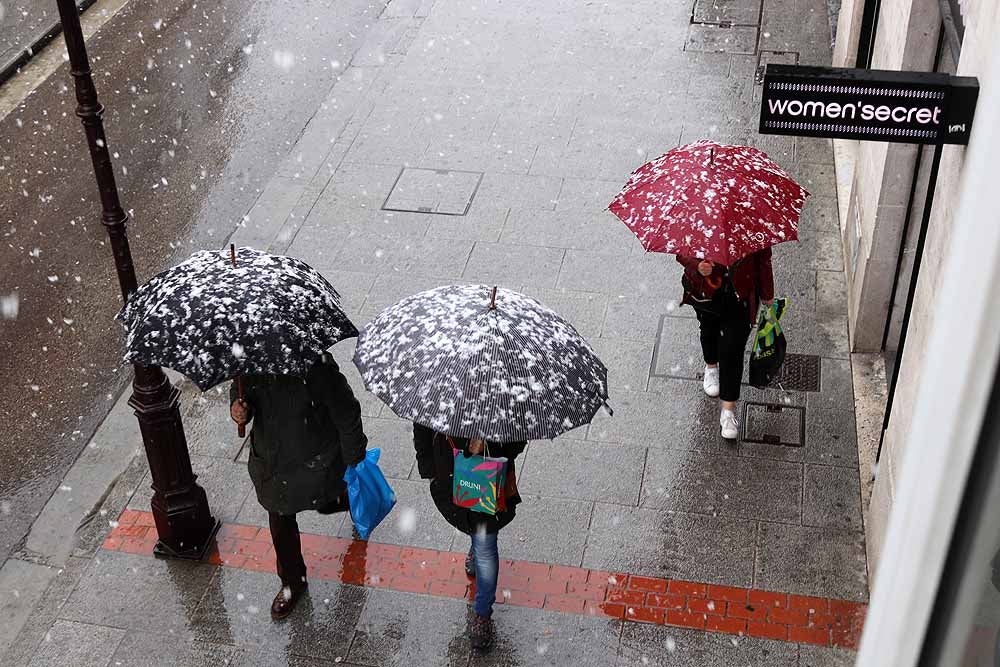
[353,284,610,441]
[116,246,357,391]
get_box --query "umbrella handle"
[236,375,246,438]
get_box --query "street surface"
[0,0,383,563]
[2,0,863,665]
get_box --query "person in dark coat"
[230,353,367,619]
[678,249,775,439]
[413,423,525,651]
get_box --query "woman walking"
[412,423,525,651]
[230,353,368,619]
[678,248,775,439]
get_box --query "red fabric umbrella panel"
[608,140,809,266]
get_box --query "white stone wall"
[864,0,998,578]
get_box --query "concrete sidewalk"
[2,0,863,664]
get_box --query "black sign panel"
[759,65,979,145]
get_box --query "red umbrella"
[608,140,809,266]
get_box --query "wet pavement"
[3,0,867,664]
[0,2,65,74]
[0,0,384,562]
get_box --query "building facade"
[830,0,998,574]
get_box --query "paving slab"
[27,620,125,667]
[497,496,593,568]
[472,173,563,210]
[59,551,217,637]
[604,298,684,341]
[347,588,471,666]
[0,559,58,657]
[189,566,364,661]
[463,242,565,289]
[807,358,855,411]
[554,178,628,212]
[500,209,637,253]
[109,631,242,667]
[618,623,798,667]
[803,464,863,531]
[640,448,803,524]
[471,605,622,667]
[587,337,654,392]
[519,439,646,506]
[362,273,465,313]
[588,384,737,456]
[799,643,861,666]
[424,205,510,243]
[521,287,609,338]
[755,523,868,602]
[652,315,708,380]
[558,250,678,295]
[332,233,474,278]
[181,386,248,460]
[583,504,756,586]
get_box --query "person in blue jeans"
[412,424,525,651]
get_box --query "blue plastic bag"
[344,448,396,540]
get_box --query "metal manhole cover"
[382,167,483,216]
[778,353,821,392]
[742,402,804,447]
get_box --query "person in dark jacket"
[413,423,526,651]
[230,354,367,619]
[678,249,775,439]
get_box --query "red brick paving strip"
[106,510,866,649]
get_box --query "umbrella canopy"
[117,246,357,391]
[353,284,610,442]
[608,140,809,266]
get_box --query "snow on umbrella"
[608,140,809,266]
[353,284,610,442]
[116,245,358,393]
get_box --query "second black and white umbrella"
[353,284,610,441]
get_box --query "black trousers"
[694,289,752,402]
[268,512,307,589]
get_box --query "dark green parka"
[230,356,367,515]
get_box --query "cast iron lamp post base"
[55,0,217,559]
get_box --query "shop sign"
[759,64,979,145]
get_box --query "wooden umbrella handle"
[236,375,246,438]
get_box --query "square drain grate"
[777,353,822,392]
[742,402,805,447]
[382,167,483,216]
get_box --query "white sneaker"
[720,409,739,440]
[703,366,720,397]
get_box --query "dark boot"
[464,551,475,578]
[270,582,307,620]
[470,613,494,651]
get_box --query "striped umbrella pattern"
[353,284,610,442]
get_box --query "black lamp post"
[55,0,218,558]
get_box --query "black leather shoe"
[470,613,494,651]
[270,583,307,620]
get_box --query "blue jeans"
[470,532,499,617]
